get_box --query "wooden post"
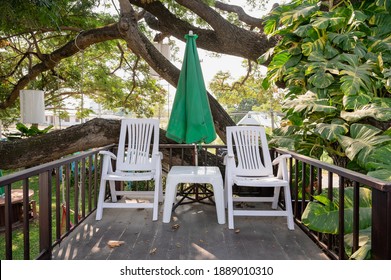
[39,172,52,260]
[372,189,391,260]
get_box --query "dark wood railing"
[0,145,114,260]
[274,148,391,260]
[1,144,390,260]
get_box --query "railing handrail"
[3,144,389,191]
[1,143,390,259]
[275,148,391,192]
[0,144,115,186]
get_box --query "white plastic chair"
[96,119,163,221]
[224,126,294,230]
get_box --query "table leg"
[212,180,226,224]
[162,177,177,223]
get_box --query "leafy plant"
[302,187,372,259]
[262,0,391,181]
[15,123,53,137]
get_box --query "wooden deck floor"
[52,202,328,260]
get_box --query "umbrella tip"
[189,30,193,36]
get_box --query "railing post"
[372,189,391,260]
[39,171,52,260]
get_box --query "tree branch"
[131,0,277,61]
[124,55,141,105]
[215,1,263,29]
[231,59,252,90]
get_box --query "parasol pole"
[189,30,198,166]
[194,144,198,166]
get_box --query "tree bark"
[0,118,120,169]
[0,118,224,170]
[133,0,277,60]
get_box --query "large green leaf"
[306,52,340,75]
[367,169,391,181]
[350,242,372,260]
[341,104,391,122]
[301,36,327,56]
[294,24,314,37]
[370,11,391,37]
[338,54,376,96]
[308,70,334,88]
[329,32,367,51]
[327,186,372,209]
[285,54,302,68]
[342,94,372,110]
[324,41,340,59]
[301,187,372,234]
[362,144,391,170]
[270,125,301,150]
[266,51,291,82]
[314,119,348,141]
[263,16,278,35]
[311,13,346,30]
[344,227,372,259]
[280,3,320,26]
[337,124,391,160]
[283,91,337,115]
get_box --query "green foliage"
[344,227,372,260]
[302,187,372,259]
[302,187,372,234]
[0,1,166,122]
[0,0,104,32]
[15,123,53,137]
[210,63,283,123]
[262,0,391,181]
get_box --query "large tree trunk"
[0,118,121,169]
[0,118,225,170]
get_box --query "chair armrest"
[272,154,291,165]
[99,150,117,160]
[272,154,291,181]
[223,154,234,165]
[154,152,163,160]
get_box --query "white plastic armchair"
[96,119,163,221]
[224,126,294,230]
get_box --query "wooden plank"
[52,203,328,260]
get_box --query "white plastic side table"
[162,166,225,224]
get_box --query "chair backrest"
[226,126,273,177]
[116,119,159,172]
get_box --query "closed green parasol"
[166,31,216,146]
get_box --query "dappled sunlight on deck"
[191,243,218,260]
[52,203,328,260]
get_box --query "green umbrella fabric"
[166,33,216,144]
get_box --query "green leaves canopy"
[263,0,391,181]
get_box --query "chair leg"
[109,180,117,202]
[272,187,281,209]
[158,177,164,203]
[283,185,295,230]
[152,176,161,221]
[96,179,106,220]
[227,182,235,229]
[224,172,228,208]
